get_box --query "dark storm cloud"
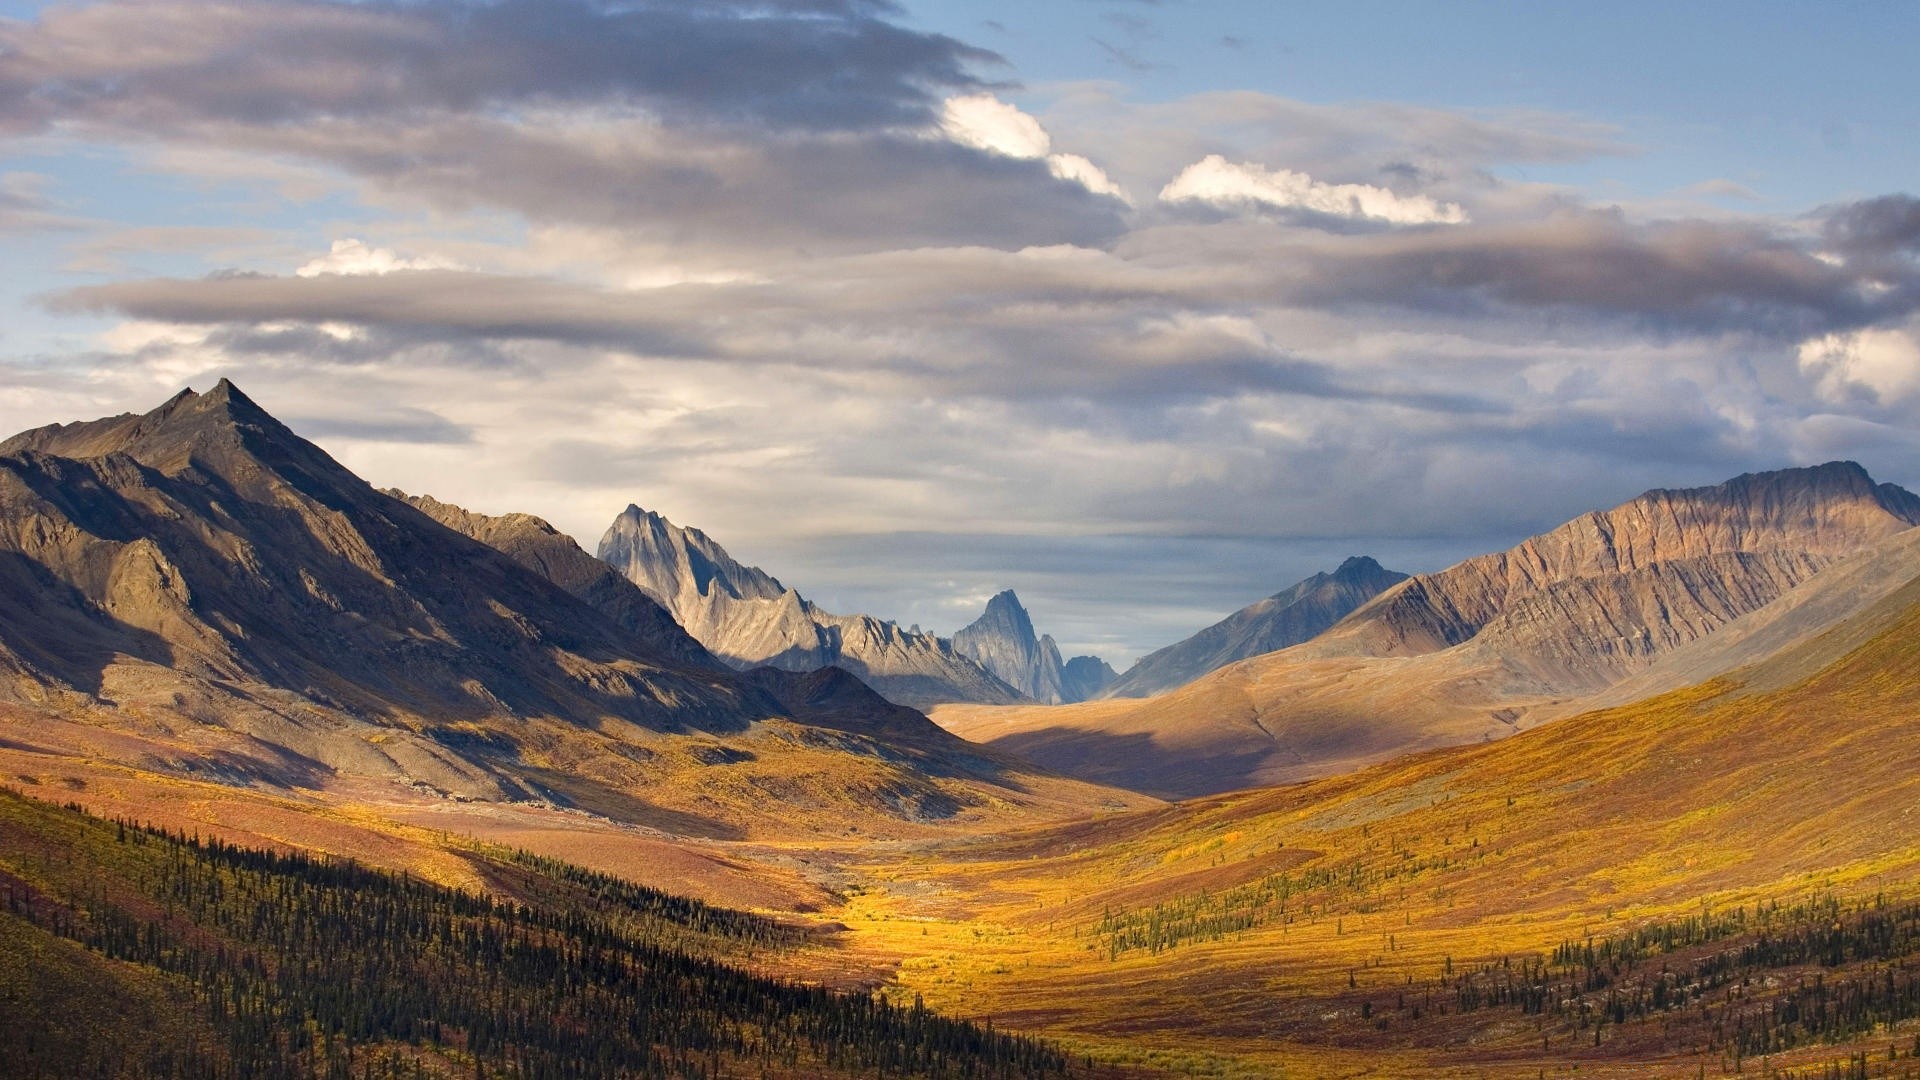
[1126,203,1920,337]
[1820,194,1920,259]
[0,0,994,134]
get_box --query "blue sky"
[1,0,1918,665]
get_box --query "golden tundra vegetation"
[10,558,1920,1077]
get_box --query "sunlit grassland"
[828,602,1920,1076]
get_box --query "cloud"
[0,0,995,135]
[296,239,464,277]
[1799,323,1920,404]
[1161,154,1468,225]
[940,93,1130,203]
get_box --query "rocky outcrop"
[597,505,1021,708]
[952,590,1113,704]
[1104,556,1407,698]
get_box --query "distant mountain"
[952,589,1113,704]
[1060,654,1119,703]
[597,505,1021,708]
[0,382,1143,835]
[1104,556,1407,698]
[937,462,1920,797]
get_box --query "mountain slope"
[598,505,1021,708]
[0,383,1150,837]
[860,547,1920,1078]
[937,462,1920,797]
[1103,555,1407,698]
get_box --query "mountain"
[935,462,1920,797]
[1060,654,1118,702]
[1102,555,1408,698]
[398,491,719,670]
[597,505,1021,708]
[0,382,1147,836]
[952,589,1114,704]
[880,538,1920,1078]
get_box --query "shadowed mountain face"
[597,505,1021,708]
[1103,555,1408,699]
[0,382,1161,834]
[952,589,1113,705]
[936,462,1920,798]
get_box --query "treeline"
[0,791,1069,1079]
[1429,893,1920,1065]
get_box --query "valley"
[5,385,1920,1078]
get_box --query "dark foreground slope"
[0,788,1079,1080]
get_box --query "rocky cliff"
[952,589,1113,704]
[1104,555,1407,698]
[597,505,1021,708]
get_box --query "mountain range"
[1101,554,1408,698]
[935,460,1920,797]
[0,382,1144,836]
[9,382,1920,1079]
[596,504,1024,708]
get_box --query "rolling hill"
[841,535,1920,1077]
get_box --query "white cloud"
[1160,154,1468,225]
[1798,325,1920,404]
[942,94,1053,160]
[940,94,1129,204]
[296,238,463,277]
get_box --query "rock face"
[936,462,1920,798]
[1104,556,1408,698]
[952,589,1113,704]
[597,505,1021,708]
[1333,461,1920,690]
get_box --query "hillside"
[1103,555,1407,698]
[0,383,1153,841]
[0,788,1084,1080]
[840,551,1920,1077]
[938,462,1920,797]
[599,505,1022,708]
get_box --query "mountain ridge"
[936,460,1920,797]
[597,503,1023,708]
[1102,554,1408,698]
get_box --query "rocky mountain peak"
[953,590,1111,704]
[596,506,1021,708]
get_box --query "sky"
[1,1,1918,667]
